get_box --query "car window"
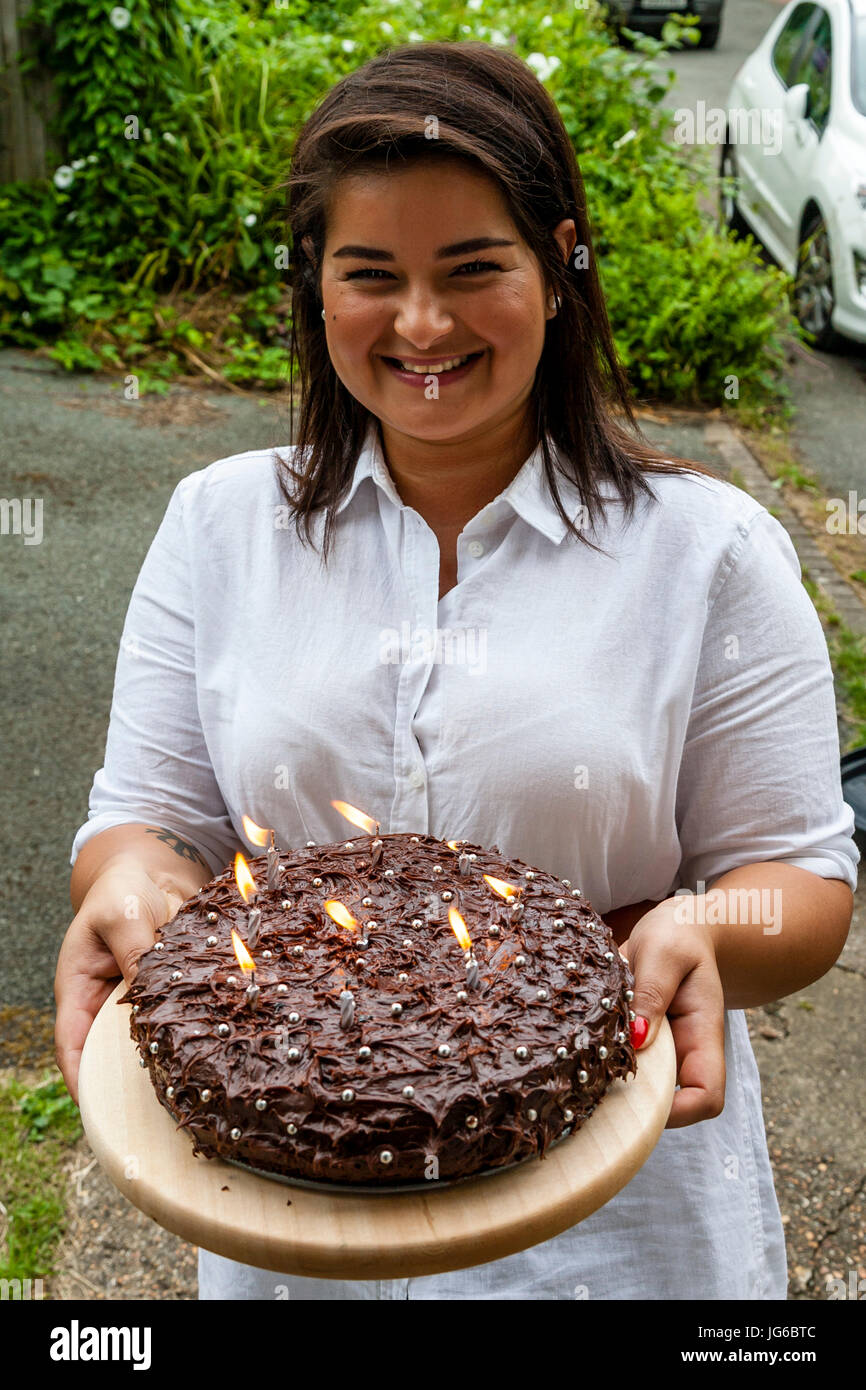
[854,12,866,116]
[772,3,819,85]
[791,9,833,132]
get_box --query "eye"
[453,259,503,275]
[343,267,394,281]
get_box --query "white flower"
[541,13,553,25]
[88,153,99,163]
[380,20,394,34]
[53,165,75,189]
[65,211,77,223]
[71,158,86,170]
[407,31,424,41]
[468,0,483,9]
[244,213,257,227]
[612,128,636,149]
[110,6,131,30]
[341,38,356,52]
[461,24,472,32]
[22,310,32,325]
[489,28,508,43]
[526,52,560,81]
[162,131,177,145]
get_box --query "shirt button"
[467,539,485,558]
[408,767,425,789]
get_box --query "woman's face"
[318,158,576,445]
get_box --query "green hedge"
[0,0,794,405]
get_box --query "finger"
[619,934,684,1051]
[664,963,726,1128]
[55,972,118,1106]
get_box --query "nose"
[392,287,456,348]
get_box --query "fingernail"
[630,1015,649,1049]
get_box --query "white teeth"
[392,353,474,374]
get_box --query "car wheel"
[696,20,720,48]
[793,213,845,352]
[719,144,751,239]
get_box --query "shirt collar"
[335,419,589,545]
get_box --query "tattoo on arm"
[146,827,211,871]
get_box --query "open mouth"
[381,350,485,376]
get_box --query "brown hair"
[275,39,720,561]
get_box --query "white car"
[720,0,866,349]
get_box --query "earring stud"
[321,308,326,320]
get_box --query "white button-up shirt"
[71,420,858,1300]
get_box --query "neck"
[376,403,539,533]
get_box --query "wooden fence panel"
[0,0,61,183]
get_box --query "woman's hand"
[55,860,187,1105]
[618,902,726,1129]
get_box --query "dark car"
[601,0,725,49]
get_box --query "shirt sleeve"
[69,473,241,878]
[674,507,859,895]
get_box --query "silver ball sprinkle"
[441,890,453,901]
[466,1115,479,1129]
[139,1057,147,1067]
[206,935,218,947]
[218,1024,230,1037]
[629,1009,636,1021]
[564,1108,574,1122]
[148,1041,158,1054]
[571,888,582,897]
[604,951,614,962]
[358,1046,372,1059]
[625,989,634,1001]
[554,898,566,909]
[255,1098,267,1111]
[206,912,218,923]
[410,836,420,843]
[384,868,395,878]
[379,1150,393,1165]
[488,924,500,937]
[437,1044,451,1057]
[230,1127,242,1141]
[601,997,612,1009]
[537,988,549,1001]
[515,955,526,967]
[312,877,322,887]
[527,1108,538,1122]
[397,972,409,983]
[525,870,536,880]
[154,942,164,951]
[281,899,291,909]
[200,1089,211,1102]
[165,1086,175,1099]
[293,944,304,956]
[390,1003,403,1016]
[362,896,373,907]
[286,1123,298,1135]
[262,950,272,959]
[402,1085,415,1099]
[562,879,572,887]
[171,970,182,981]
[411,919,423,929]
[617,1031,627,1043]
[403,938,414,948]
[456,990,468,1002]
[553,918,565,930]
[556,1046,568,1059]
[132,1004,140,1014]
[365,920,378,931]
[578,1069,589,1083]
[433,864,443,874]
[515,1045,529,1060]
[287,1047,300,1060]
[226,975,237,985]
[468,853,477,861]
[277,983,288,994]
[599,1046,609,1059]
[566,960,579,972]
[306,840,316,847]
[341,1088,355,1103]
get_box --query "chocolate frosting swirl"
[122,833,637,1185]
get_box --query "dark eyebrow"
[331,237,517,261]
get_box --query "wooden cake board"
[79,982,676,1280]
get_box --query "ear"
[552,217,578,268]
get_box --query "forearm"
[70,823,215,913]
[643,862,853,1010]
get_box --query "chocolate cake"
[122,833,637,1186]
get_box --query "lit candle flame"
[483,874,523,902]
[446,839,464,851]
[242,814,272,848]
[331,800,379,836]
[324,899,360,935]
[231,928,255,975]
[448,906,472,953]
[234,852,257,905]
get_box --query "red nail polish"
[630,1015,649,1049]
